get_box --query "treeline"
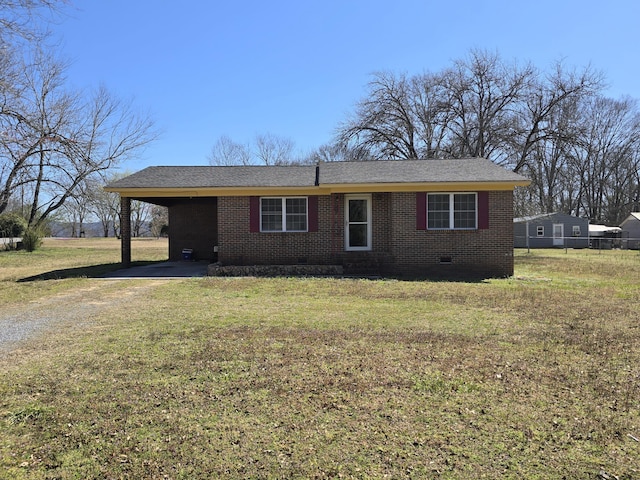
[1,172,168,240]
[328,50,640,224]
[57,174,168,239]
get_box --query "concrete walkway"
[100,261,209,279]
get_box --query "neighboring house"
[105,158,530,278]
[514,212,589,249]
[620,213,640,249]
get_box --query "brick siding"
[168,198,218,261]
[218,196,335,265]
[389,191,514,278]
[211,191,515,278]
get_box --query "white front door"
[553,223,564,246]
[345,195,372,251]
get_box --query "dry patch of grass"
[0,237,168,307]
[0,246,639,478]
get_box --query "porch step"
[342,252,391,275]
[344,261,380,275]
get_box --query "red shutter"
[478,191,489,229]
[308,196,319,232]
[249,196,260,232]
[416,192,427,230]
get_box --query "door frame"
[345,194,372,251]
[553,223,564,247]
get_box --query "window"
[537,226,544,237]
[427,193,477,230]
[572,225,581,236]
[260,197,307,232]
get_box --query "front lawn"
[1,245,639,478]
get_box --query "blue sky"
[52,0,640,171]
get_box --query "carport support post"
[121,196,131,268]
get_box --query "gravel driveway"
[0,279,168,354]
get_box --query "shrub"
[21,227,43,252]
[0,213,27,238]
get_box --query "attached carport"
[104,164,314,270]
[117,195,218,268]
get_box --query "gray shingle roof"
[320,158,527,184]
[107,165,318,189]
[106,158,529,191]
[514,212,584,223]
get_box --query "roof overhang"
[589,224,622,235]
[320,181,530,193]
[104,180,530,198]
[103,186,323,197]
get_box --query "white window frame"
[572,225,581,236]
[260,197,308,232]
[345,194,372,251]
[537,226,545,237]
[427,192,477,230]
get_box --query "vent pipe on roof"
[315,164,320,186]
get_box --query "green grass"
[1,244,639,478]
[0,237,168,307]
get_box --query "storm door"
[345,195,372,251]
[553,223,564,247]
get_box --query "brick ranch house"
[105,158,530,278]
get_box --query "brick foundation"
[208,263,344,277]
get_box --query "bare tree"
[254,133,295,165]
[86,173,154,238]
[567,96,640,223]
[86,172,122,237]
[338,71,418,160]
[440,49,534,162]
[509,61,604,173]
[334,48,640,222]
[517,96,583,214]
[337,71,451,160]
[130,199,151,237]
[305,142,371,163]
[0,49,157,225]
[0,0,67,43]
[0,48,73,217]
[207,135,251,166]
[59,178,92,236]
[336,51,535,163]
[409,72,453,158]
[208,133,297,165]
[149,204,168,238]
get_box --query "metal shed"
[588,224,622,249]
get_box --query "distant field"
[0,243,639,479]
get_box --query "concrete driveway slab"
[101,261,209,279]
